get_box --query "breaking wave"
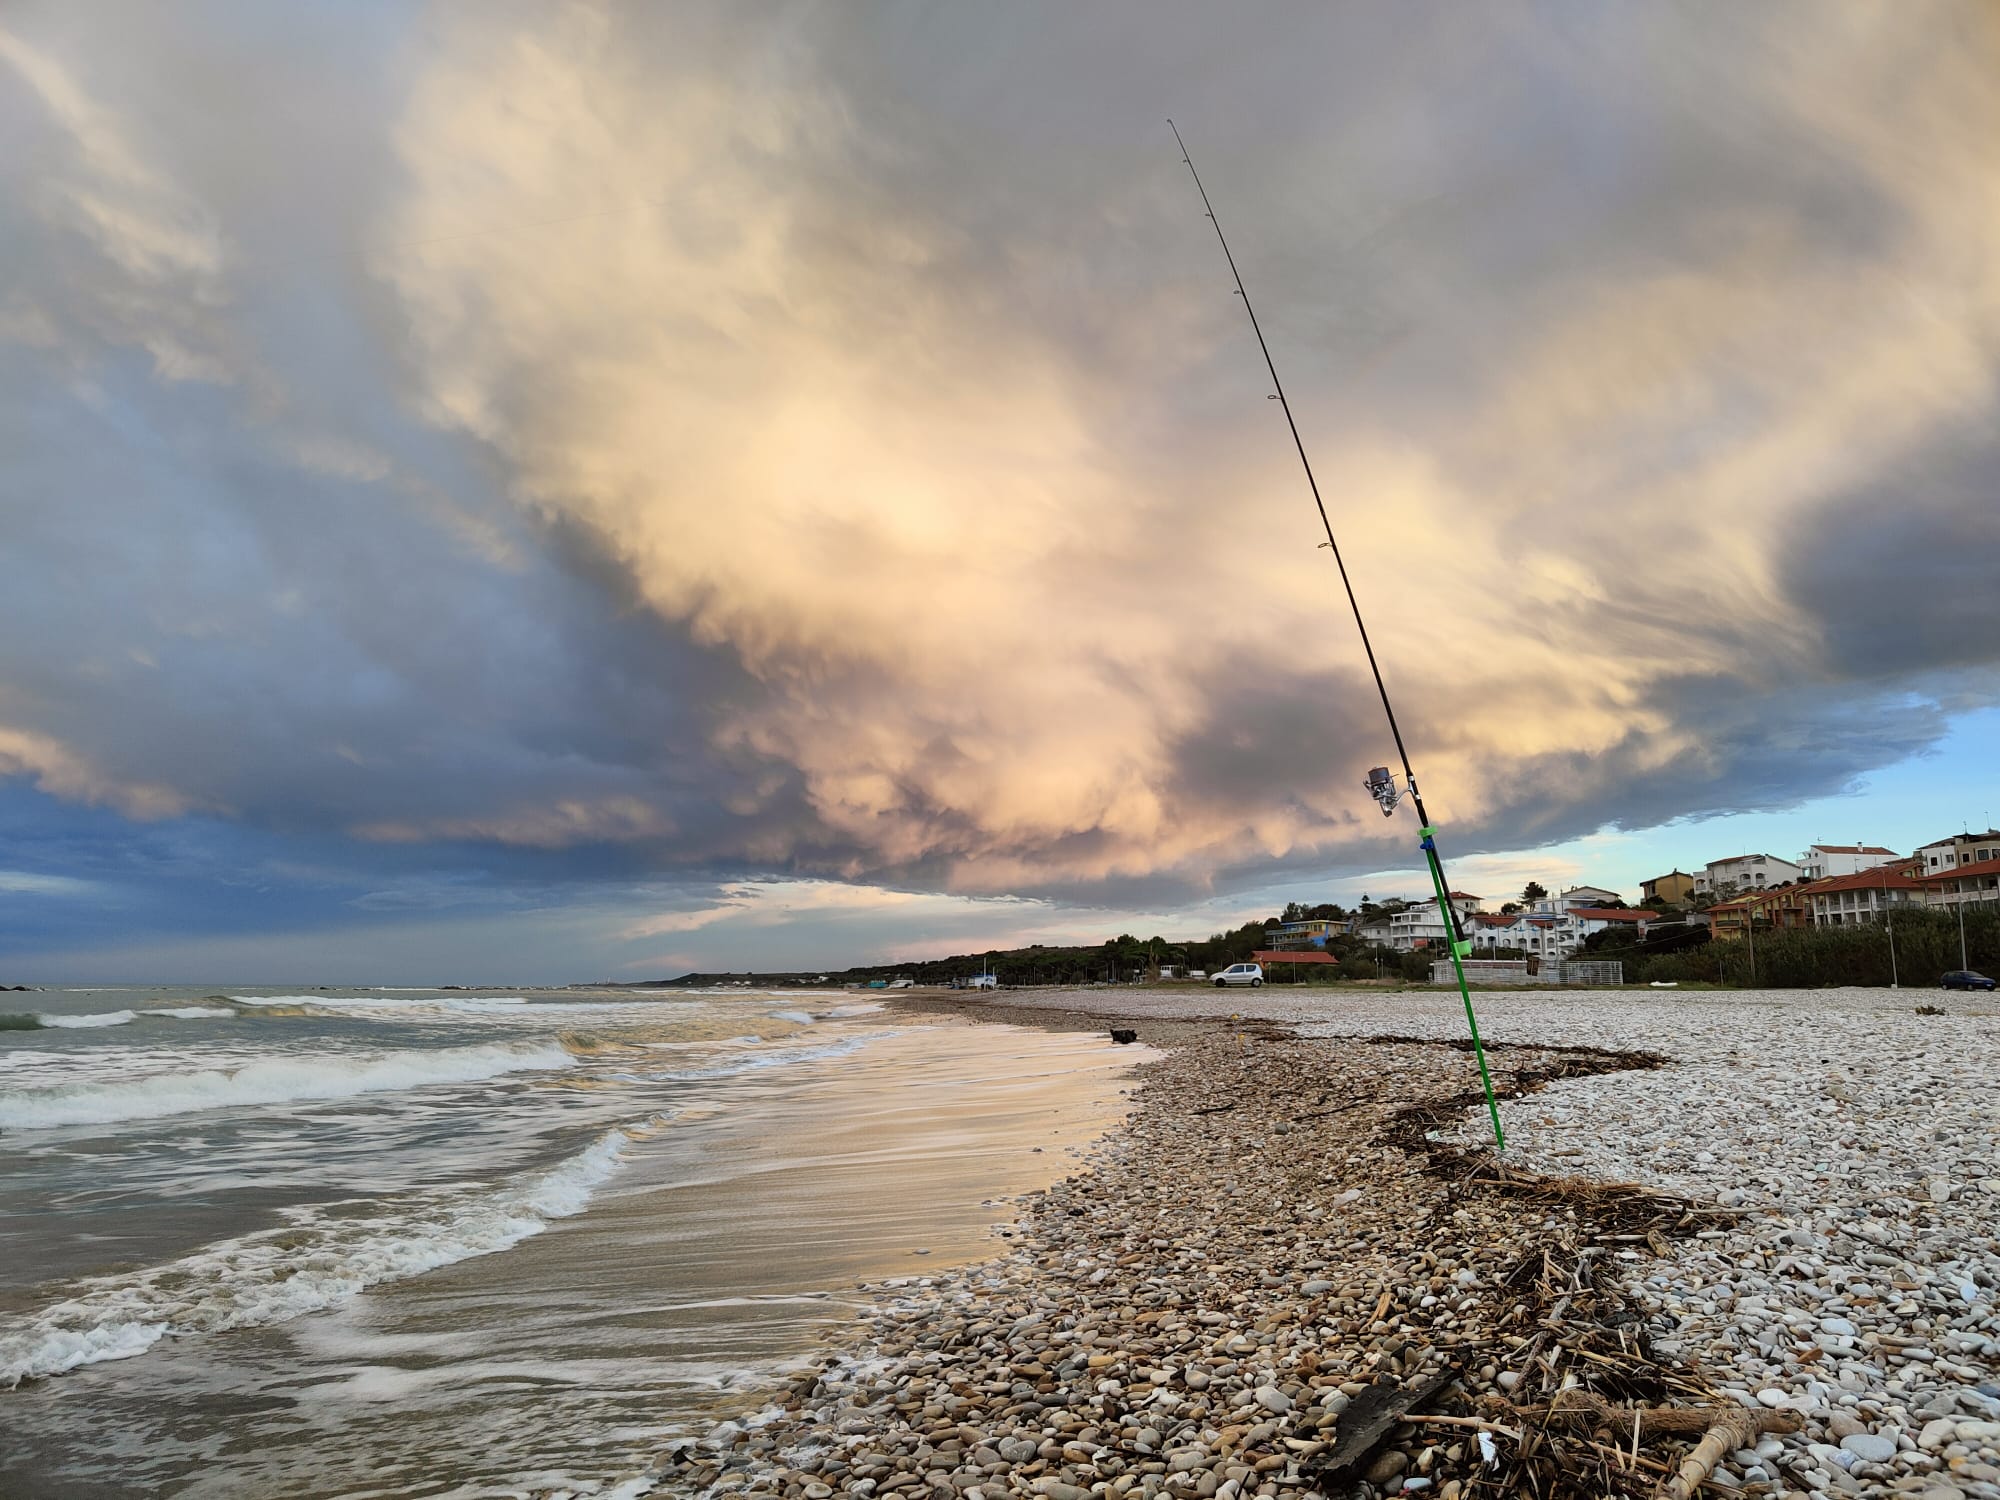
[0,1040,577,1131]
[0,1121,647,1386]
[34,1010,139,1029]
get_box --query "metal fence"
[1544,958,1624,986]
[1431,958,1625,986]
[1430,959,1533,985]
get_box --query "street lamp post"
[1958,887,1969,970]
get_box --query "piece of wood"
[1309,1368,1459,1485]
[1654,1407,1800,1500]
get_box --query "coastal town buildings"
[1913,830,2000,875]
[1707,883,1815,940]
[1696,853,1804,894]
[1640,870,1696,906]
[1804,863,1925,926]
[1915,864,2000,909]
[1263,917,1343,951]
[1556,885,1622,910]
[1798,843,1901,881]
[1465,906,1657,959]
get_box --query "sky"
[3,3,1997,984]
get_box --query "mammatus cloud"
[2,2,1997,934]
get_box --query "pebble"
[1840,1432,1897,1463]
[669,988,2000,1500]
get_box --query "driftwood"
[1655,1406,1801,1500]
[1308,1367,1458,1485]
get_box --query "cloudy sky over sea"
[4,3,1998,982]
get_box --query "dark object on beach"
[1914,1003,1947,1016]
[1308,1366,1458,1485]
[1109,1028,1138,1045]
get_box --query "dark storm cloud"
[2,0,1998,966]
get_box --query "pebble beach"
[654,986,1999,1500]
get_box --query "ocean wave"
[0,1122,646,1387]
[659,1029,888,1082]
[139,1006,237,1020]
[230,994,527,1008]
[35,1010,138,1029]
[0,1040,577,1131]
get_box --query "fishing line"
[1167,119,1504,1150]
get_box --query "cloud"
[0,0,1996,950]
[0,725,193,820]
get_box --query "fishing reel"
[1363,766,1405,818]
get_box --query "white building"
[1696,853,1803,894]
[1383,905,1452,952]
[1466,907,1655,959]
[1557,885,1623,911]
[1798,844,1901,882]
[1804,865,1924,926]
[1913,830,2000,877]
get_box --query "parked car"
[1213,962,1264,988]
[1940,969,1996,991]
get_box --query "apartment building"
[1640,870,1696,905]
[1798,844,1901,881]
[1913,831,2000,876]
[1804,864,1925,926]
[1696,853,1804,894]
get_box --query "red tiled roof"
[1911,866,2000,885]
[1806,865,1925,893]
[1471,913,1518,926]
[1809,844,1898,855]
[1251,950,1339,964]
[1569,908,1659,921]
[1447,891,1483,900]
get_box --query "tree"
[1500,902,1522,916]
[1522,881,1548,903]
[1282,901,1307,924]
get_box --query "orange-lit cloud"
[1,2,1996,930]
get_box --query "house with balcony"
[1568,908,1660,941]
[1263,918,1345,951]
[1913,830,2000,877]
[1798,844,1901,882]
[1804,862,1924,926]
[1707,883,1816,939]
[1557,885,1623,911]
[1914,864,2000,910]
[1696,853,1804,895]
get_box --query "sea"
[0,985,1142,1498]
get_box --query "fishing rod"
[1167,119,1505,1151]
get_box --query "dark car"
[1940,969,1997,991]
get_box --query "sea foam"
[35,1010,138,1029]
[0,1122,643,1386]
[0,1040,576,1130]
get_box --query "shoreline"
[655,990,1764,1499]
